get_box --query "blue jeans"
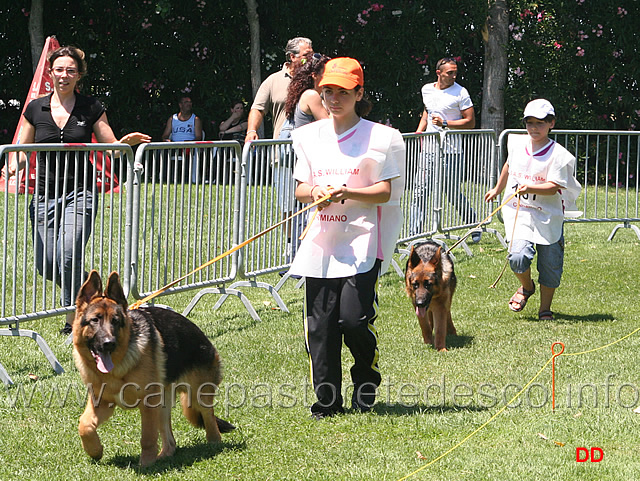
[442,152,477,225]
[409,150,436,235]
[29,190,96,307]
[508,234,565,288]
[409,151,477,234]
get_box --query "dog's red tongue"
[416,306,426,319]
[93,351,114,373]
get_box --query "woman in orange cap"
[289,57,405,419]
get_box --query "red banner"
[1,36,119,194]
[0,36,59,193]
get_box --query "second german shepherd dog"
[72,271,234,466]
[405,241,457,351]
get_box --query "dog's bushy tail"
[180,392,235,433]
[215,417,236,433]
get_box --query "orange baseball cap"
[319,57,364,89]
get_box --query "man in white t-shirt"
[413,57,479,241]
[416,58,475,134]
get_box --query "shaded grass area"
[1,221,639,480]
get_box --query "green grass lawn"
[1,220,639,480]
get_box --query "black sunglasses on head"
[436,57,458,70]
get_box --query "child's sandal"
[508,282,535,312]
[538,310,554,321]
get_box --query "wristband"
[246,130,257,134]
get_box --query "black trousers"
[304,260,381,414]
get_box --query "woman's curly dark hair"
[285,53,330,120]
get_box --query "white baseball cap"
[523,99,555,119]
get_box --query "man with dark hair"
[416,58,475,133]
[245,37,313,141]
[413,57,480,241]
[161,95,203,182]
[162,95,202,142]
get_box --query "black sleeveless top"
[23,93,105,196]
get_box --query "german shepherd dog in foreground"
[73,271,234,466]
[405,241,457,351]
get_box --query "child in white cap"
[289,57,405,418]
[485,99,581,320]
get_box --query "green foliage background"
[505,1,639,131]
[0,0,638,143]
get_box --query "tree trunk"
[481,0,509,134]
[28,0,45,74]
[245,0,261,97]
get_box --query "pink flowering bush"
[0,0,638,143]
[356,3,384,26]
[507,0,638,130]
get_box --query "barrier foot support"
[607,221,640,242]
[396,239,457,264]
[212,280,289,313]
[274,271,305,291]
[483,226,508,249]
[0,328,65,380]
[183,287,263,322]
[397,247,410,263]
[434,233,473,257]
[0,361,14,386]
[389,258,404,277]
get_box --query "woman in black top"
[7,45,150,334]
[218,101,248,141]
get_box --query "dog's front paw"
[158,444,176,459]
[79,424,104,460]
[82,441,103,461]
[139,450,158,467]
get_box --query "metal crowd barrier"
[130,141,268,320]
[211,139,299,312]
[401,130,504,257]
[400,132,441,243]
[437,130,497,234]
[498,130,640,241]
[2,130,639,383]
[0,142,135,385]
